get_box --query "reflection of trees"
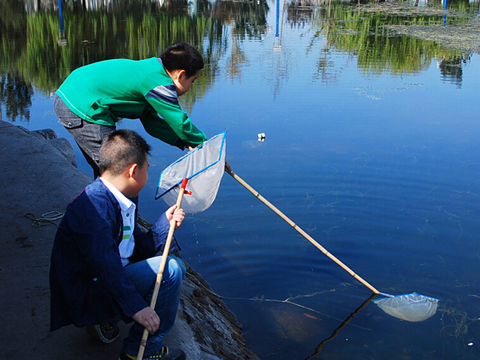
[211,0,269,39]
[0,1,27,65]
[226,35,248,81]
[209,0,268,82]
[0,1,31,121]
[0,72,33,122]
[0,0,228,118]
[23,0,187,13]
[438,54,469,88]
[287,0,318,29]
[332,8,468,76]
[284,0,470,78]
[285,0,345,83]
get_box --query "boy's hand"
[166,205,185,229]
[132,307,160,334]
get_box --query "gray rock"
[48,137,77,167]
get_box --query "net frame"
[156,132,226,213]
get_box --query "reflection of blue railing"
[58,0,64,36]
[443,0,446,26]
[58,0,67,45]
[275,0,279,37]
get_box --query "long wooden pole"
[137,178,189,360]
[227,170,379,295]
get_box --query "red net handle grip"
[180,178,192,195]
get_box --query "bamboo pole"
[137,178,189,360]
[227,170,379,295]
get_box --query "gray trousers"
[54,95,115,178]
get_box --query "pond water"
[2,0,480,359]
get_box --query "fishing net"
[228,171,441,322]
[156,132,226,213]
[374,292,439,322]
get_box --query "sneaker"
[119,346,186,360]
[86,322,120,344]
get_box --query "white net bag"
[156,132,226,214]
[374,292,439,322]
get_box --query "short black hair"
[160,42,204,78]
[99,129,151,176]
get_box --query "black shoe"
[119,346,186,360]
[86,322,120,344]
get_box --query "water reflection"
[1,0,474,121]
[305,293,376,359]
[0,72,33,122]
[24,0,173,12]
[439,54,469,88]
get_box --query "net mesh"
[374,292,439,322]
[156,132,226,213]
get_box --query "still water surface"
[2,0,480,358]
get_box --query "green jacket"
[56,57,206,147]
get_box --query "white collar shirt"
[100,177,136,267]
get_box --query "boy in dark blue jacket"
[50,129,186,360]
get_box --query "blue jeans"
[122,255,186,357]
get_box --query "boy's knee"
[168,257,186,281]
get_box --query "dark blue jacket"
[49,178,179,331]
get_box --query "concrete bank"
[0,120,259,360]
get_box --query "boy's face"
[174,70,199,96]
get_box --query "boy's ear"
[126,163,138,179]
[178,69,186,80]
[171,69,186,82]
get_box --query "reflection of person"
[50,129,187,360]
[54,42,207,178]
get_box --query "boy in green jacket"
[54,42,207,178]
